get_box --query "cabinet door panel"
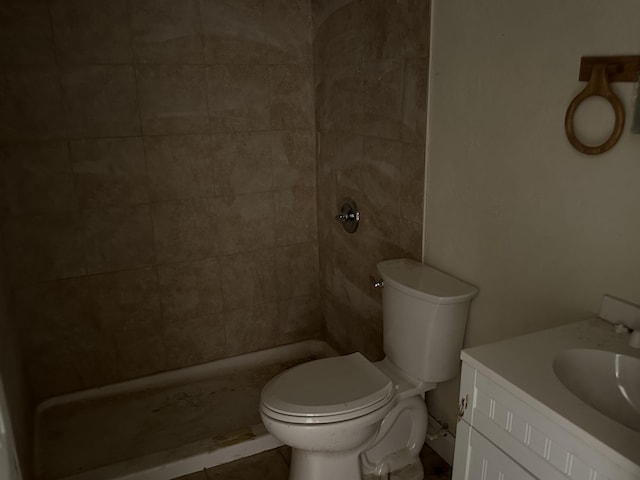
[454,421,537,480]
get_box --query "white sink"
[553,349,640,432]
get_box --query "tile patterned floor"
[173,444,452,480]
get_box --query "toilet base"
[289,448,361,480]
[361,396,428,479]
[362,460,423,480]
[288,448,424,480]
[362,451,425,480]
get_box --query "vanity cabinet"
[452,361,635,480]
[454,420,535,480]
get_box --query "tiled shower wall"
[0,0,320,400]
[312,0,429,359]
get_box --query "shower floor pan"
[34,340,335,480]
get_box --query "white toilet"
[260,259,478,480]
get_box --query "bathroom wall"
[0,0,320,400]
[425,0,640,431]
[0,248,32,478]
[312,0,430,358]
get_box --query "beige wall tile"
[272,130,315,189]
[15,277,105,397]
[50,0,132,64]
[314,63,363,133]
[61,66,140,138]
[25,345,84,399]
[274,187,317,246]
[278,295,321,344]
[3,213,86,284]
[396,218,423,259]
[200,0,266,64]
[145,134,214,202]
[323,231,368,305]
[0,0,56,65]
[132,0,204,64]
[158,258,223,322]
[325,296,361,354]
[0,141,76,216]
[361,60,403,140]
[265,0,312,64]
[0,0,324,396]
[113,333,167,379]
[214,192,275,255]
[360,137,402,213]
[319,130,362,192]
[151,198,218,263]
[362,0,429,60]
[320,295,349,353]
[0,69,68,142]
[163,314,227,366]
[401,58,428,145]
[354,199,397,243]
[68,330,122,389]
[28,338,122,397]
[83,267,162,336]
[349,314,383,360]
[82,267,166,379]
[219,250,277,311]
[15,277,91,352]
[398,142,425,224]
[82,205,155,274]
[211,132,273,196]
[315,191,334,249]
[268,65,314,130]
[312,0,366,64]
[206,65,269,132]
[223,302,278,355]
[137,64,208,135]
[358,232,411,291]
[313,0,429,360]
[274,243,319,300]
[71,137,149,208]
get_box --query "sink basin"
[553,349,640,431]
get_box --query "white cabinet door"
[453,421,536,480]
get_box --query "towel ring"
[564,64,625,155]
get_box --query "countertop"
[461,318,640,471]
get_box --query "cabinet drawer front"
[468,429,537,480]
[455,421,536,480]
[461,364,633,480]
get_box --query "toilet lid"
[261,353,393,420]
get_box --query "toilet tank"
[377,259,478,383]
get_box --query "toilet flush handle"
[369,276,384,288]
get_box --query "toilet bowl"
[260,353,434,480]
[260,259,478,480]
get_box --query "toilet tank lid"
[377,259,478,305]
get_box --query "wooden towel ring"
[564,64,625,155]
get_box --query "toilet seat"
[261,353,395,424]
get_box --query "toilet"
[260,259,478,480]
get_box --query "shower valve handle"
[335,212,357,223]
[334,198,359,233]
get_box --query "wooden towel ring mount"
[564,56,640,156]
